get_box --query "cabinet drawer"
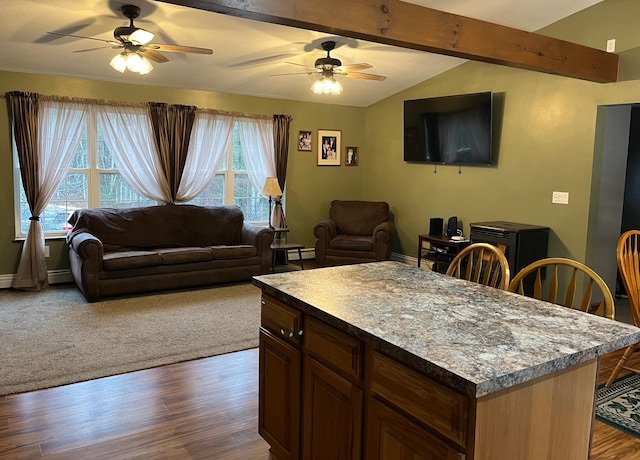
[261,294,303,346]
[370,351,468,448]
[366,396,465,460]
[304,316,363,381]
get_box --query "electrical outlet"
[44,246,50,258]
[552,191,569,205]
[607,39,616,53]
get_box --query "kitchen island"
[252,261,640,460]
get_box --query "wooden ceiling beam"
[158,0,618,83]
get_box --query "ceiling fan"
[47,4,213,75]
[271,40,386,95]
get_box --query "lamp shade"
[311,76,343,95]
[109,53,128,73]
[129,28,155,45]
[262,177,283,197]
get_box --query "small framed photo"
[317,129,341,166]
[297,130,312,151]
[345,147,359,166]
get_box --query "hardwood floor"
[1,347,640,459]
[0,349,272,459]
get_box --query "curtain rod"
[3,91,280,120]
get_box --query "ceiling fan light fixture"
[109,53,128,73]
[311,76,343,95]
[137,56,153,75]
[129,28,154,45]
[110,52,153,75]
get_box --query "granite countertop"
[253,261,640,398]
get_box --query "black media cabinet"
[469,221,550,278]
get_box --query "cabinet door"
[366,397,465,460]
[303,356,363,460]
[259,328,301,460]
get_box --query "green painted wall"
[363,0,640,263]
[0,71,366,277]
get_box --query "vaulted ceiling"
[0,0,606,107]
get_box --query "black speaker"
[429,218,443,236]
[446,216,458,238]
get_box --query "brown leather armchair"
[314,200,395,266]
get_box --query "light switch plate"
[552,191,569,205]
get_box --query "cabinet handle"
[280,328,285,335]
[289,331,294,338]
[298,330,304,336]
[261,300,266,305]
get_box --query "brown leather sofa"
[313,200,395,266]
[66,204,274,302]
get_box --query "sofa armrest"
[313,219,337,266]
[241,223,274,272]
[373,221,395,259]
[66,231,104,302]
[68,231,104,260]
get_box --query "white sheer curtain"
[13,99,86,290]
[235,116,276,197]
[176,112,234,202]
[95,105,170,203]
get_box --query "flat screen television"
[404,92,494,166]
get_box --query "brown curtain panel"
[7,91,47,290]
[171,104,197,200]
[272,114,292,229]
[148,102,171,202]
[148,103,196,203]
[9,92,40,215]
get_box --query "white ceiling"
[0,0,603,107]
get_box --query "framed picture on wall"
[297,130,312,151]
[317,129,341,166]
[345,147,358,166]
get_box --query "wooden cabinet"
[256,261,617,460]
[303,357,363,459]
[259,329,301,460]
[259,294,364,460]
[369,351,468,449]
[366,397,464,460]
[259,292,598,460]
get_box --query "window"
[188,124,270,222]
[14,110,272,237]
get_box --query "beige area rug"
[0,282,261,396]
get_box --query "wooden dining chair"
[606,230,640,387]
[507,257,615,320]
[445,243,510,290]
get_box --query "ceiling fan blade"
[269,71,317,77]
[285,61,317,70]
[141,48,170,63]
[338,71,387,81]
[148,43,213,55]
[73,46,122,53]
[46,31,119,46]
[338,63,373,72]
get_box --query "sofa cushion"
[68,204,245,250]
[103,251,162,271]
[329,200,390,236]
[210,245,257,259]
[329,235,374,251]
[157,247,212,265]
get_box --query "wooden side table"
[270,241,305,271]
[418,234,470,273]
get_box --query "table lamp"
[261,177,283,229]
